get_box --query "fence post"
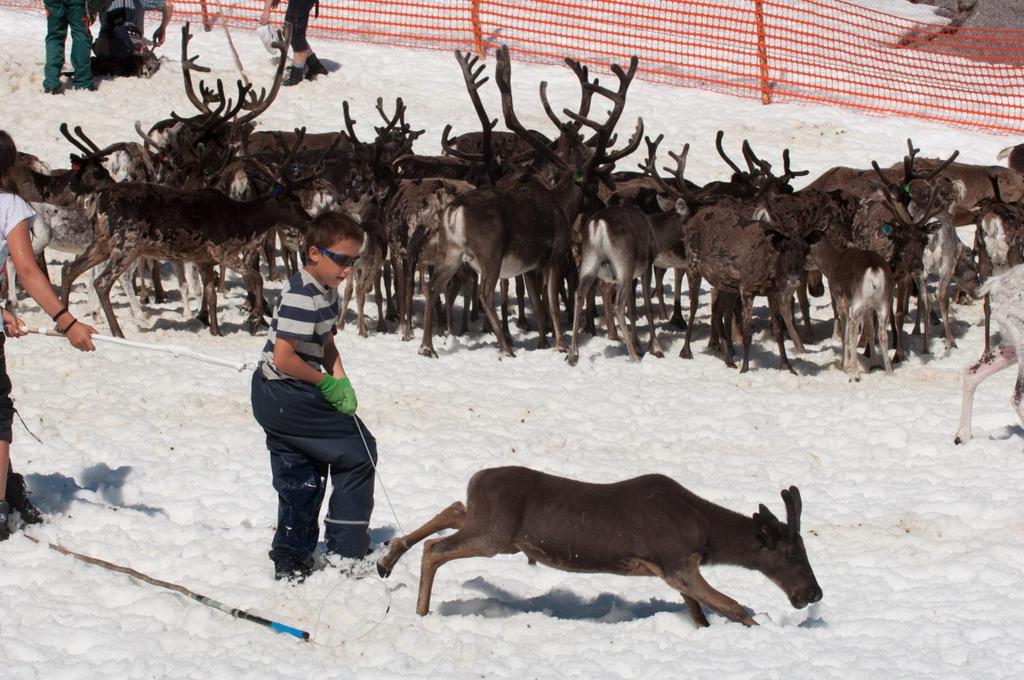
[753,0,771,104]
[471,0,485,57]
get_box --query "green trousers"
[44,0,93,90]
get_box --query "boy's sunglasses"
[317,246,359,268]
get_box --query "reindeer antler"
[781,486,801,536]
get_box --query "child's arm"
[273,337,329,384]
[322,336,347,380]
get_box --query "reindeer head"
[752,486,823,609]
[755,206,823,291]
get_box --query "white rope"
[354,416,407,541]
[24,326,257,372]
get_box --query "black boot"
[6,473,42,525]
[270,549,317,582]
[283,64,307,87]
[304,54,328,80]
[0,500,11,542]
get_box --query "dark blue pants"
[251,370,376,559]
[285,0,317,52]
[0,334,14,443]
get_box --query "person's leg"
[252,373,377,558]
[0,335,13,541]
[252,371,325,575]
[267,437,327,560]
[43,0,70,92]
[276,416,376,557]
[284,0,315,84]
[66,0,95,90]
[324,419,376,557]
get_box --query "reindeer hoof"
[566,354,579,367]
[418,346,439,359]
[679,347,693,360]
[651,349,664,359]
[376,560,392,579]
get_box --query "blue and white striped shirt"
[261,268,338,380]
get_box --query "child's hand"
[2,308,26,338]
[317,375,358,415]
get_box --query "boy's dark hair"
[302,211,364,264]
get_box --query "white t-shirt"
[0,191,36,281]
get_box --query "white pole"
[24,327,256,373]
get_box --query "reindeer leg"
[199,264,221,337]
[499,278,511,340]
[917,273,931,355]
[739,293,754,373]
[524,271,550,350]
[417,530,505,616]
[797,272,814,343]
[419,255,463,358]
[601,283,619,342]
[376,501,466,578]
[877,302,893,376]
[615,282,640,362]
[627,280,640,353]
[94,249,141,339]
[983,294,992,356]
[356,268,370,338]
[769,294,796,374]
[679,273,701,359]
[955,344,1017,444]
[149,259,166,304]
[641,265,664,358]
[263,230,279,282]
[338,278,354,330]
[233,252,268,334]
[584,285,597,336]
[568,272,598,367]
[664,554,757,627]
[669,268,686,330]
[545,264,567,353]
[937,271,956,350]
[118,263,146,327]
[62,238,111,307]
[653,266,668,321]
[781,291,806,354]
[374,265,388,333]
[515,275,529,331]
[892,278,909,363]
[707,288,721,351]
[683,595,711,628]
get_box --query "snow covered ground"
[1,8,1023,679]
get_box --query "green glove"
[316,374,358,415]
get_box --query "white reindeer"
[954,263,1024,444]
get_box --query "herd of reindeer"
[4,24,1024,386]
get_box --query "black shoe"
[304,54,328,80]
[283,65,306,87]
[75,84,97,92]
[0,500,11,542]
[43,86,61,95]
[270,549,316,582]
[6,473,43,525]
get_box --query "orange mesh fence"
[4,0,1024,133]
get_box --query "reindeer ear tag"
[902,183,912,196]
[271,184,285,199]
[881,223,894,237]
[573,170,584,184]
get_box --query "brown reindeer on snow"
[376,466,823,627]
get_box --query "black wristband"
[59,318,79,334]
[50,306,70,322]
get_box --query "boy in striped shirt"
[251,212,377,581]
